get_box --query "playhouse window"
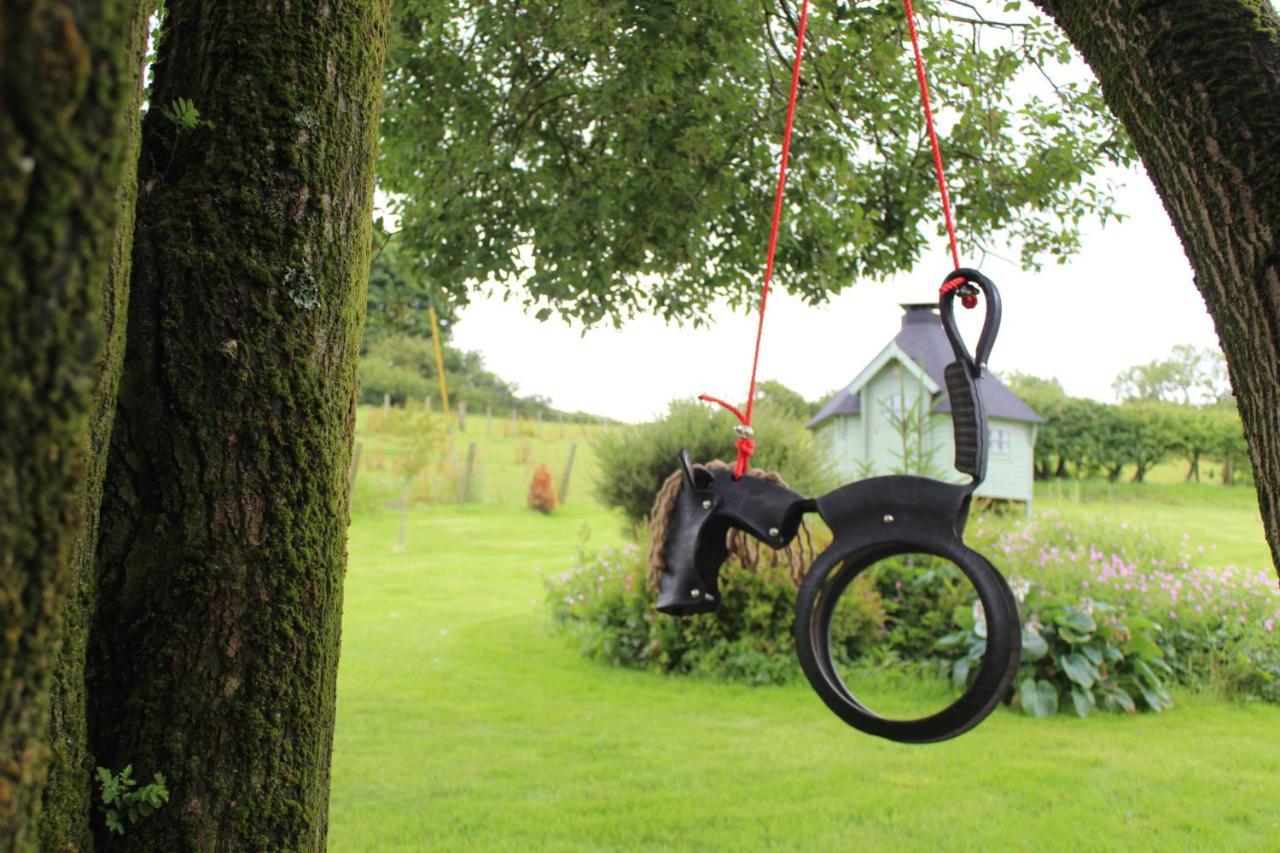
[992,428,1011,453]
[882,394,904,418]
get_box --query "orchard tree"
[1112,344,1229,405]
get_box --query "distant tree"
[754,380,812,422]
[1115,403,1179,484]
[1205,403,1250,486]
[364,220,458,351]
[1002,373,1067,479]
[1112,345,1229,405]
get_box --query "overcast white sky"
[449,163,1219,423]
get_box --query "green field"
[329,423,1280,850]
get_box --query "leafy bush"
[863,558,970,661]
[939,583,1173,717]
[546,542,882,686]
[967,511,1280,703]
[593,400,837,525]
[547,506,1280,712]
[359,356,432,405]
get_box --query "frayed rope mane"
[647,460,815,591]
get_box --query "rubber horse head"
[655,450,810,615]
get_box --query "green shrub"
[938,583,1173,717]
[592,399,837,525]
[546,541,882,686]
[863,557,970,661]
[966,510,1280,703]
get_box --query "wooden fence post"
[395,482,409,553]
[559,442,577,505]
[461,441,478,503]
[458,400,467,433]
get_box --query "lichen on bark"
[88,0,391,848]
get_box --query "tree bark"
[35,10,151,848]
[88,0,390,848]
[0,1,146,845]
[1033,0,1280,577]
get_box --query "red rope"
[701,0,810,480]
[903,0,959,271]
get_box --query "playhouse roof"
[807,303,1043,428]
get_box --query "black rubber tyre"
[794,539,1021,743]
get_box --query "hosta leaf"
[952,657,971,688]
[1111,686,1137,714]
[1070,685,1095,717]
[1019,677,1047,717]
[1125,631,1163,660]
[1133,658,1161,689]
[1036,680,1060,716]
[1055,609,1097,635]
[1080,642,1104,666]
[1059,625,1093,644]
[1021,628,1049,662]
[1061,652,1098,688]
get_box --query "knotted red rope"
[902,0,977,309]
[701,0,810,479]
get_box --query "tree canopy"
[382,0,1131,326]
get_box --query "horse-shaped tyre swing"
[651,270,1022,743]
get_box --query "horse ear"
[677,449,697,489]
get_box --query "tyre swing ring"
[794,539,1021,744]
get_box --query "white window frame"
[992,427,1011,453]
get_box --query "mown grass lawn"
[330,495,1280,850]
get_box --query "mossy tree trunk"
[0,1,147,846]
[37,8,152,849]
[88,0,390,848]
[1031,1,1280,577]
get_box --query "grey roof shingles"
[807,303,1042,428]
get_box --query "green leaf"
[1055,609,1097,635]
[1020,678,1059,717]
[1070,685,1095,718]
[1058,625,1094,644]
[1060,652,1098,688]
[1080,642,1104,666]
[1125,631,1163,660]
[1021,627,1049,662]
[1036,680,1060,716]
[952,657,971,688]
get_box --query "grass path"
[330,503,1280,850]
